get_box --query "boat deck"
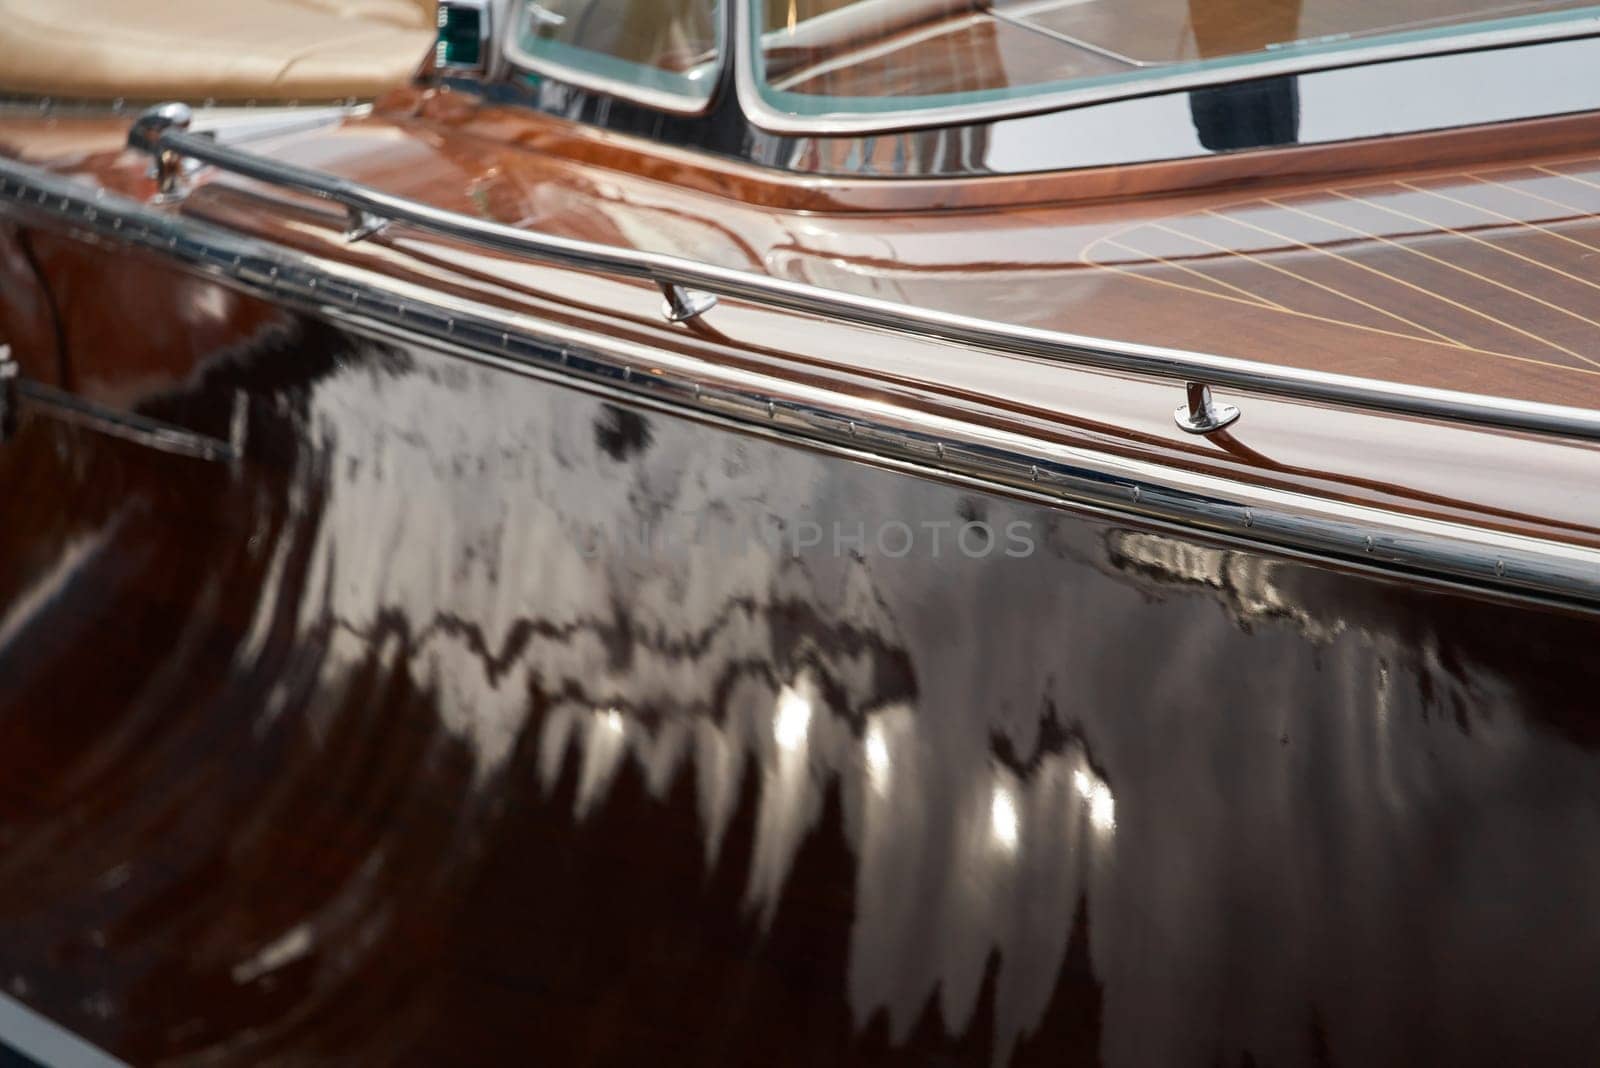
[5,96,1600,559]
[230,96,1600,413]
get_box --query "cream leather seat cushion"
[0,0,437,101]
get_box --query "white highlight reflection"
[574,706,629,820]
[288,352,1140,1064]
[864,721,891,792]
[748,680,824,926]
[1074,769,1116,832]
[775,685,812,753]
[990,786,1020,852]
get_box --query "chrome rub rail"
[124,102,1600,444]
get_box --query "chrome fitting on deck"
[127,102,195,202]
[1175,382,1241,434]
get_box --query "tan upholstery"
[0,0,437,102]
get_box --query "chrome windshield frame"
[500,0,732,116]
[474,5,1600,178]
[730,1,1600,135]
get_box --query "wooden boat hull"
[1,261,1599,1064]
[5,10,1600,1049]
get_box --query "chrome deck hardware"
[1175,382,1241,434]
[127,102,195,201]
[116,108,1600,444]
[660,283,718,323]
[343,208,390,243]
[0,345,15,441]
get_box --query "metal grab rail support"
[127,103,1600,444]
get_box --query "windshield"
[512,0,723,108]
[753,0,1600,118]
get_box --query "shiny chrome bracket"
[660,283,718,324]
[127,102,195,202]
[1175,382,1241,435]
[0,345,16,441]
[343,209,390,243]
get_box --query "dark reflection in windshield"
[1187,0,1301,149]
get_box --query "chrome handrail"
[127,103,1600,444]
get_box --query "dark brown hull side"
[1,267,1599,1065]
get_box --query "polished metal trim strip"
[130,120,1600,445]
[730,0,1600,135]
[0,991,128,1068]
[1,156,1597,608]
[16,380,239,463]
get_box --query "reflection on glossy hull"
[0,315,1598,1065]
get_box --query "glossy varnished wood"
[365,89,1600,414]
[11,93,1595,547]
[2,316,1600,1065]
[1,119,1597,566]
[5,63,1600,1067]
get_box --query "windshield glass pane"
[754,0,1600,117]
[514,0,723,105]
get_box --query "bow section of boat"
[3,106,1600,608]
